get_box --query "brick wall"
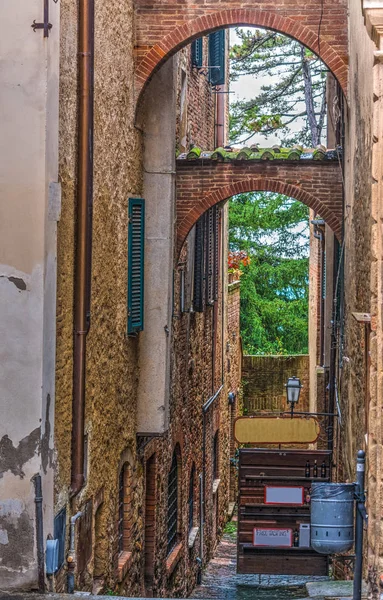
[176,160,343,253]
[242,355,310,415]
[120,207,241,598]
[134,1,348,102]
[176,42,216,153]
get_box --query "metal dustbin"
[310,482,355,554]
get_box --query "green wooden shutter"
[213,206,220,301]
[206,207,215,305]
[208,30,225,86]
[193,216,205,312]
[128,198,145,334]
[191,38,203,68]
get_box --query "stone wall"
[340,0,374,482]
[344,0,383,580]
[242,355,310,415]
[53,6,236,593]
[54,0,144,593]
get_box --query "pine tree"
[229,29,328,146]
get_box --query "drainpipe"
[71,0,95,496]
[33,474,45,592]
[311,218,325,367]
[198,472,204,581]
[67,511,83,593]
[215,85,225,148]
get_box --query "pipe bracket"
[31,0,53,37]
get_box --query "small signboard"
[253,528,293,547]
[265,485,304,506]
[234,416,320,444]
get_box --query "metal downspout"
[71,0,94,496]
[33,474,45,592]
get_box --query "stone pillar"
[137,58,176,434]
[362,0,383,576]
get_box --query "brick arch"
[176,173,342,255]
[135,7,348,106]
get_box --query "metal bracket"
[31,0,57,37]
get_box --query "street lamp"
[285,376,302,417]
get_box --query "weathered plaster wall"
[55,0,144,592]
[136,58,176,435]
[0,0,59,589]
[340,0,374,482]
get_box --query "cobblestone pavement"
[190,533,328,600]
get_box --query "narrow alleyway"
[190,526,352,600]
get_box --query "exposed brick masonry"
[134,1,348,104]
[176,159,343,253]
[242,355,310,415]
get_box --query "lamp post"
[285,376,302,418]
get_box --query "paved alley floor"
[190,532,344,600]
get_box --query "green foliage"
[229,29,327,145]
[224,520,238,537]
[229,193,309,355]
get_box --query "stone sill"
[188,526,199,549]
[228,502,235,518]
[228,280,241,290]
[166,541,183,577]
[212,478,221,494]
[116,550,133,582]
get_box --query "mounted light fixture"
[285,376,302,417]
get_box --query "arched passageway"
[134,5,348,104]
[176,151,343,254]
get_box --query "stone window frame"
[116,457,134,582]
[166,444,183,576]
[188,462,196,532]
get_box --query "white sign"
[265,486,304,505]
[253,528,292,547]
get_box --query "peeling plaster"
[0,428,40,478]
[0,528,9,545]
[0,275,27,291]
[0,510,34,568]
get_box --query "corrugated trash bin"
[310,482,355,554]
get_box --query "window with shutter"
[191,38,203,68]
[128,198,145,335]
[167,448,180,555]
[193,216,205,312]
[206,207,215,305]
[54,508,66,570]
[213,207,220,302]
[208,30,225,86]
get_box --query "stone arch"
[135,8,348,107]
[177,177,342,255]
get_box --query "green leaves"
[229,192,309,355]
